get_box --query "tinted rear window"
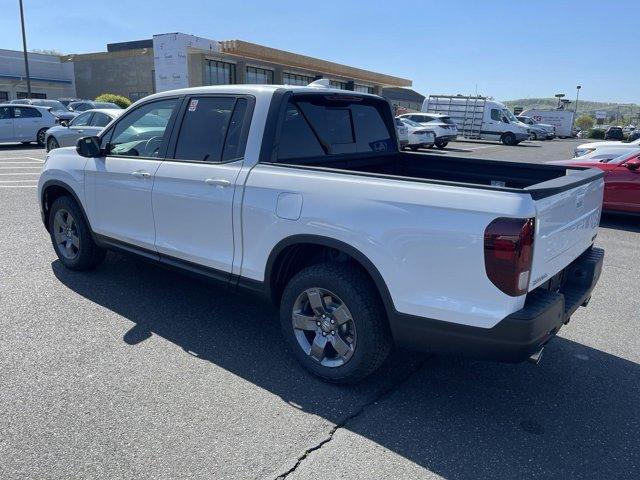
[277,95,394,160]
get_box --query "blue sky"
[2,0,638,103]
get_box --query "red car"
[549,151,640,214]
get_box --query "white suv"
[397,112,458,149]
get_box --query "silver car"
[45,109,122,151]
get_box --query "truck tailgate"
[528,173,604,290]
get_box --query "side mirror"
[502,117,510,123]
[624,158,640,171]
[76,136,102,158]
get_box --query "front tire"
[435,140,448,149]
[48,196,106,271]
[501,132,516,146]
[530,132,537,140]
[47,136,59,152]
[280,263,392,383]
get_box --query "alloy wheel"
[53,209,80,260]
[292,287,357,367]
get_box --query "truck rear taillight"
[484,217,535,296]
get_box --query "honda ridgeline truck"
[38,83,605,383]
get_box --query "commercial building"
[61,32,414,101]
[0,49,75,101]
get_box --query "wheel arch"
[41,179,91,233]
[264,235,395,317]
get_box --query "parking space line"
[0,166,42,169]
[0,157,41,160]
[0,162,44,165]
[0,172,40,176]
[0,185,37,188]
[0,180,40,183]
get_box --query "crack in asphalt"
[274,356,429,479]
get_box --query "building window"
[129,92,149,102]
[330,80,348,90]
[354,84,374,94]
[205,60,236,85]
[17,92,46,99]
[0,91,8,102]
[245,66,274,84]
[283,72,314,86]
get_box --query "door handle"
[131,170,151,179]
[205,178,231,187]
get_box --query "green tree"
[575,115,594,131]
[95,93,131,109]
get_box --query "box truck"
[423,95,530,146]
[519,109,575,138]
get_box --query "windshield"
[518,116,533,124]
[502,109,518,122]
[95,102,121,109]
[34,100,67,110]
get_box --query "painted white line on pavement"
[0,162,43,165]
[0,180,40,183]
[25,157,45,162]
[0,185,37,188]
[0,172,40,175]
[0,166,42,169]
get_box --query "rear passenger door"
[12,106,43,141]
[152,95,252,276]
[0,106,13,141]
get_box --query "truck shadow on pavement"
[52,254,640,479]
[600,212,640,233]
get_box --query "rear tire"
[48,196,106,271]
[280,263,392,384]
[501,132,516,146]
[530,132,537,140]
[435,140,448,149]
[36,128,48,146]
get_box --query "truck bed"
[276,151,603,200]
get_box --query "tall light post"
[19,0,31,97]
[574,85,581,114]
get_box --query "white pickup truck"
[38,84,605,383]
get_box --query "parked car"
[58,98,83,108]
[574,137,640,157]
[422,96,529,146]
[516,115,555,140]
[395,118,408,148]
[605,126,625,141]
[38,85,604,383]
[397,112,458,148]
[574,145,640,162]
[68,101,122,112]
[0,103,57,145]
[399,118,436,150]
[45,109,123,151]
[10,99,77,124]
[549,150,640,214]
[627,130,640,143]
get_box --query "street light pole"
[575,85,581,114]
[18,0,31,97]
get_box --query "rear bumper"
[390,247,604,362]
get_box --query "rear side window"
[72,112,92,126]
[174,97,236,162]
[277,96,394,160]
[14,107,41,118]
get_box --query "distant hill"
[503,98,640,123]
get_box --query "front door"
[152,95,251,275]
[84,98,181,251]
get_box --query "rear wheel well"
[268,242,388,312]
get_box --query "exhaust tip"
[528,347,544,365]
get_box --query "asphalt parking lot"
[1,139,639,479]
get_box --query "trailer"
[423,95,530,145]
[519,109,575,138]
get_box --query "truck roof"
[136,84,382,105]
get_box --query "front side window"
[71,112,92,126]
[0,106,11,119]
[245,66,274,84]
[490,109,502,122]
[174,97,236,162]
[107,98,178,158]
[89,112,112,127]
[14,107,41,118]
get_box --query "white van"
[423,95,530,146]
